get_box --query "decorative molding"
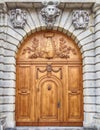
[22,36,77,59]
[72,10,89,29]
[9,9,27,28]
[40,1,61,28]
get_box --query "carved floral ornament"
[22,34,77,59]
[72,10,89,29]
[9,9,27,28]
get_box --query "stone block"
[83,50,95,57]
[95,39,100,48]
[83,80,96,88]
[6,35,19,47]
[84,112,95,126]
[84,97,95,104]
[4,65,16,72]
[0,80,15,88]
[67,25,75,37]
[7,28,23,41]
[0,88,3,95]
[83,73,95,80]
[84,88,96,96]
[96,71,100,79]
[95,55,100,64]
[83,64,95,73]
[95,23,100,32]
[0,55,4,63]
[0,97,3,104]
[95,31,100,40]
[80,35,93,45]
[96,88,100,95]
[77,29,92,41]
[95,63,100,71]
[3,88,15,96]
[59,9,71,31]
[3,57,15,65]
[2,96,15,104]
[82,42,94,52]
[3,43,17,52]
[83,57,94,65]
[95,47,100,56]
[5,128,16,130]
[96,105,100,113]
[84,104,96,112]
[2,72,15,80]
[62,12,73,33]
[2,104,15,112]
[84,128,97,130]
[96,97,100,104]
[0,72,3,79]
[95,14,100,25]
[4,50,15,57]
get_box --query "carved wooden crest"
[17,31,81,61]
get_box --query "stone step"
[16,127,84,130]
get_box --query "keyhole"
[48,85,51,90]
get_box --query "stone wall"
[0,0,100,129]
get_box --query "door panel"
[67,66,83,122]
[37,78,62,122]
[16,66,31,121]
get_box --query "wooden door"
[16,31,83,126]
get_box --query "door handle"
[57,102,60,108]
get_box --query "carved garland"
[22,37,76,59]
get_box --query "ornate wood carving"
[21,33,77,60]
[55,37,76,59]
[36,64,62,79]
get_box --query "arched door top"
[16,30,82,63]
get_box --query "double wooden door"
[16,30,83,126]
[16,63,83,126]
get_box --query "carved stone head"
[41,1,61,28]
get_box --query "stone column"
[93,3,100,130]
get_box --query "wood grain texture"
[16,31,83,126]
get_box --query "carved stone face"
[45,5,58,18]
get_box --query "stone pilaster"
[93,3,100,130]
[0,2,8,129]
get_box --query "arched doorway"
[16,30,83,126]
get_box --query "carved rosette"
[9,9,27,28]
[40,1,61,28]
[22,35,77,59]
[72,10,89,29]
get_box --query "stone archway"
[16,30,83,126]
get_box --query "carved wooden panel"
[16,66,31,121]
[67,66,83,121]
[17,31,82,62]
[37,77,63,122]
